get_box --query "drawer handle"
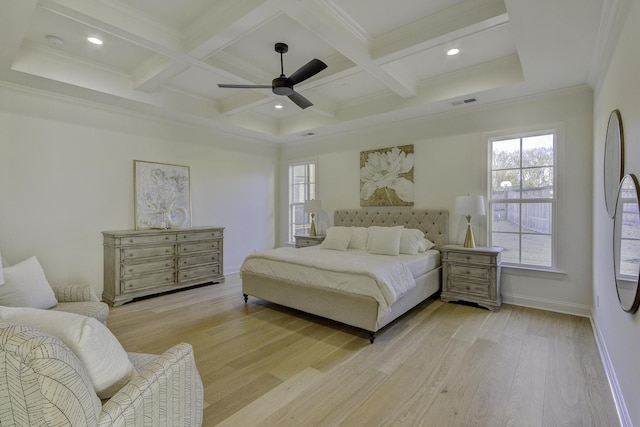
[166,277,171,281]
[165,250,170,253]
[466,285,471,290]
[166,263,171,267]
[466,256,471,260]
[466,271,470,275]
[165,236,170,240]
[129,239,134,243]
[128,268,133,272]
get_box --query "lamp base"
[310,213,316,237]
[463,215,476,248]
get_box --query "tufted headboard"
[334,209,449,248]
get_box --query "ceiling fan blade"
[217,84,272,89]
[288,91,313,109]
[288,59,327,85]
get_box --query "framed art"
[134,160,191,230]
[360,144,414,206]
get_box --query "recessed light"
[447,48,460,56]
[274,104,284,109]
[46,35,65,48]
[87,37,103,45]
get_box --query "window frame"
[488,129,558,271]
[288,160,317,244]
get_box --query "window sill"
[501,265,567,279]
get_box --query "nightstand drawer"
[449,264,490,281]
[448,280,490,298]
[447,252,493,264]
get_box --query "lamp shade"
[304,199,322,213]
[455,195,486,216]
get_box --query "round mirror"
[613,174,640,313]
[604,110,624,218]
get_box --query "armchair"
[50,283,109,324]
[0,320,204,426]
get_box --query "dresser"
[440,245,503,311]
[102,227,224,306]
[294,235,326,248]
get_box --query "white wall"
[280,86,594,315]
[593,0,640,424]
[0,85,278,293]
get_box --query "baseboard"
[501,292,592,317]
[590,313,632,427]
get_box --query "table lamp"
[455,195,486,248]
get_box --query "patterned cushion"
[0,321,102,426]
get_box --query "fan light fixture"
[218,42,327,109]
[87,37,103,45]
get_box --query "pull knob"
[466,285,471,290]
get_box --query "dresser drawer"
[121,234,176,246]
[179,253,220,267]
[122,271,175,292]
[448,280,490,298]
[178,240,221,253]
[448,264,490,281]
[122,245,175,259]
[178,264,221,283]
[447,252,493,264]
[177,230,223,241]
[122,258,175,277]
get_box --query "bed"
[240,209,449,342]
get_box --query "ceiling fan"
[217,42,327,109]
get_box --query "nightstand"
[440,244,503,311]
[294,235,326,248]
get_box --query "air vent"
[451,97,477,106]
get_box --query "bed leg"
[243,294,248,303]
[368,331,376,344]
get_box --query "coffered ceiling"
[0,0,616,143]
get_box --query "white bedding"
[240,246,440,322]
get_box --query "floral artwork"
[134,161,191,229]
[360,145,414,206]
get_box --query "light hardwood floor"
[108,274,620,427]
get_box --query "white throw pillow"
[418,238,436,252]
[320,226,353,251]
[0,306,137,399]
[366,226,404,255]
[0,256,58,309]
[349,227,369,250]
[399,229,425,255]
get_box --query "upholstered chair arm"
[51,284,100,302]
[98,343,204,427]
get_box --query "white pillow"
[0,256,58,309]
[320,226,353,251]
[418,238,436,252]
[349,227,369,250]
[399,229,425,255]
[366,226,404,255]
[0,306,137,399]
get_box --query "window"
[489,132,556,269]
[288,161,316,243]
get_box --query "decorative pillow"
[366,226,404,255]
[0,306,137,399]
[349,227,369,250]
[0,256,58,309]
[399,229,426,255]
[418,238,436,252]
[320,226,353,251]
